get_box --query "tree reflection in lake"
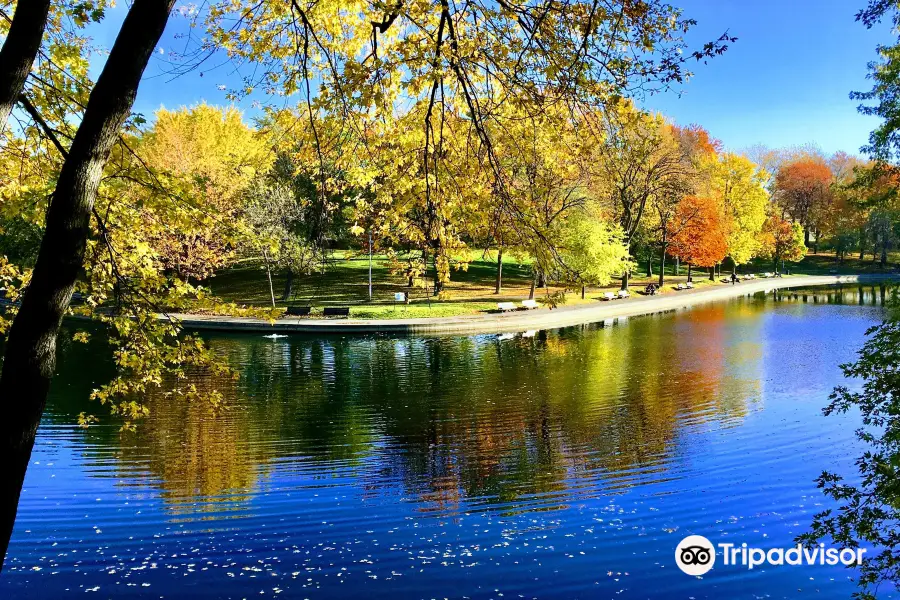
[55,295,781,518]
[6,284,887,599]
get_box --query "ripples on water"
[0,285,894,598]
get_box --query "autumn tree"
[135,104,272,280]
[774,158,833,250]
[672,123,723,157]
[668,195,728,281]
[590,104,694,289]
[702,153,769,274]
[347,102,490,296]
[0,0,178,569]
[643,125,699,286]
[759,214,807,272]
[0,0,733,569]
[202,0,731,287]
[497,107,597,296]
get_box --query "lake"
[0,284,892,599]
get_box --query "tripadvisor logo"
[674,535,867,576]
[675,535,716,576]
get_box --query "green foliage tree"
[558,205,632,298]
[245,177,321,304]
[853,0,900,162]
[799,300,900,600]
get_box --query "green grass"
[202,248,883,320]
[746,251,900,276]
[206,250,546,319]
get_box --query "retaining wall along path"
[167,275,896,336]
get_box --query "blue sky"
[642,0,893,155]
[91,0,893,156]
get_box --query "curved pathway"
[168,274,896,336]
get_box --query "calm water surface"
[0,285,893,599]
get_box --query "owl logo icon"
[675,535,716,575]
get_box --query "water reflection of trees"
[58,298,776,519]
[772,284,889,307]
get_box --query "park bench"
[285,306,311,317]
[685,281,694,289]
[520,299,540,310]
[617,289,630,299]
[323,306,351,317]
[602,292,616,301]
[497,302,517,312]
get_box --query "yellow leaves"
[699,152,769,265]
[77,413,99,429]
[73,331,91,344]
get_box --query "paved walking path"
[166,274,895,336]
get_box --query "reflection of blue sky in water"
[1,285,892,598]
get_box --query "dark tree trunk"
[709,266,715,281]
[537,271,546,289]
[0,0,51,132]
[687,264,692,282]
[881,243,888,268]
[658,246,666,287]
[813,229,820,254]
[646,254,652,277]
[282,271,294,301]
[433,266,442,296]
[621,270,629,290]
[529,270,536,300]
[804,227,811,248]
[581,285,585,299]
[0,0,176,570]
[494,247,503,294]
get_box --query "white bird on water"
[263,333,288,339]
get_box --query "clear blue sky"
[641,0,893,155]
[91,0,893,157]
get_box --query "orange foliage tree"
[774,159,833,249]
[668,195,728,281]
[759,214,807,271]
[672,124,723,158]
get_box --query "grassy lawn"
[747,251,900,276]
[202,249,867,320]
[207,250,563,319]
